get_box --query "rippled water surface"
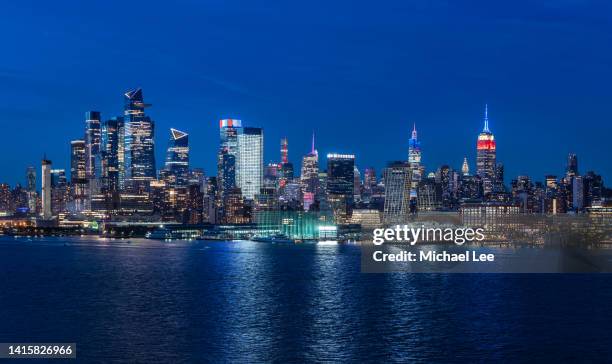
[0,236,611,362]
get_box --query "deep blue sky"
[1,0,610,186]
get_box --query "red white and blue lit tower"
[476,104,496,194]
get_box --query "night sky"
[1,0,610,187]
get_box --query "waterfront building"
[122,88,156,192]
[185,182,204,224]
[223,187,250,224]
[382,161,412,224]
[41,158,52,219]
[236,127,263,200]
[350,209,382,229]
[164,128,190,186]
[476,105,496,195]
[254,187,278,212]
[326,153,355,222]
[254,210,335,241]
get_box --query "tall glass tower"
[84,111,101,180]
[237,127,264,200]
[164,128,189,186]
[217,119,241,196]
[326,153,355,222]
[70,140,88,211]
[383,161,412,224]
[101,117,123,192]
[123,88,156,192]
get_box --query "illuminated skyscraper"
[122,88,156,192]
[363,167,377,193]
[84,111,101,180]
[462,157,470,176]
[216,119,242,220]
[353,166,361,200]
[219,119,241,155]
[566,153,578,179]
[217,119,241,195]
[300,133,319,211]
[383,161,412,224]
[237,127,263,200]
[70,140,86,181]
[50,169,68,214]
[41,158,52,219]
[476,105,496,194]
[71,140,88,211]
[327,153,355,222]
[407,123,422,199]
[164,128,189,186]
[279,138,294,188]
[26,167,37,213]
[101,117,122,192]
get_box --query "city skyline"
[0,95,608,188]
[1,1,611,185]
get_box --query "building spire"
[311,131,316,155]
[462,157,470,176]
[483,104,490,133]
[412,122,417,139]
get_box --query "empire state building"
[476,105,496,194]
